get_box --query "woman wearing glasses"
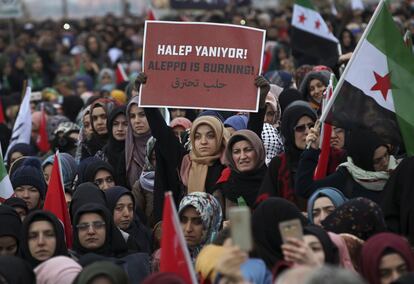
[257,101,317,209]
[71,203,128,258]
[20,211,68,268]
[295,127,399,204]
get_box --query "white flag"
[5,87,32,162]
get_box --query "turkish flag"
[36,106,50,153]
[43,152,73,248]
[314,80,334,180]
[115,63,129,85]
[147,9,156,21]
[160,192,197,284]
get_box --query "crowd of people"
[1,0,414,283]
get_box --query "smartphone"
[279,219,304,243]
[228,206,253,252]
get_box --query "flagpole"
[320,0,386,123]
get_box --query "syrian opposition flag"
[291,0,339,66]
[0,142,14,202]
[160,192,197,284]
[322,0,414,156]
[5,87,32,162]
[36,104,50,153]
[43,152,73,248]
[115,63,129,85]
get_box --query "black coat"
[295,148,384,204]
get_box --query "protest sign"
[0,0,22,18]
[139,21,266,112]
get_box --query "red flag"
[262,49,272,73]
[115,63,129,85]
[36,105,50,153]
[0,98,5,124]
[314,75,335,180]
[147,9,156,20]
[160,192,197,284]
[43,152,73,248]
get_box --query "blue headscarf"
[307,187,348,224]
[224,115,248,131]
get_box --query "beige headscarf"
[180,116,228,192]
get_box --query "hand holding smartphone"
[228,206,253,252]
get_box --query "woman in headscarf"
[133,137,156,224]
[97,106,128,187]
[328,232,355,271]
[0,205,22,256]
[381,157,414,245]
[20,210,68,268]
[34,256,82,284]
[321,197,386,241]
[296,128,398,204]
[360,232,414,284]
[261,122,284,165]
[74,261,130,284]
[307,187,348,226]
[97,68,115,91]
[0,256,36,284]
[6,142,36,170]
[86,99,119,158]
[299,70,330,113]
[42,152,77,191]
[178,192,223,262]
[302,225,339,266]
[83,159,116,191]
[251,197,307,270]
[216,129,267,209]
[105,186,152,253]
[76,105,94,162]
[125,96,152,188]
[258,101,317,209]
[71,203,128,259]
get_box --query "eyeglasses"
[94,176,114,187]
[76,221,106,232]
[293,123,314,133]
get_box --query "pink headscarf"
[170,117,192,130]
[328,232,355,271]
[34,256,82,284]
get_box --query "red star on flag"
[315,19,321,29]
[370,71,392,100]
[299,13,307,24]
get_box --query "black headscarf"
[252,197,308,269]
[72,203,128,257]
[105,186,152,253]
[70,182,107,220]
[278,89,304,116]
[322,197,386,241]
[0,256,36,284]
[347,128,387,171]
[4,197,29,215]
[103,106,127,187]
[220,130,267,207]
[6,143,36,168]
[74,261,129,284]
[304,225,339,265]
[0,204,22,254]
[280,101,317,170]
[83,159,115,185]
[20,210,68,268]
[381,157,414,245]
[62,95,85,122]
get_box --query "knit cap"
[11,158,46,200]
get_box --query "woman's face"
[94,170,115,191]
[231,140,257,172]
[92,106,108,135]
[14,185,40,210]
[304,235,325,265]
[312,197,335,226]
[83,114,93,138]
[373,146,390,172]
[379,253,408,284]
[77,213,106,250]
[28,220,56,262]
[43,164,53,184]
[129,105,150,135]
[264,104,277,125]
[0,236,18,256]
[294,116,314,150]
[179,206,204,248]
[112,114,128,141]
[113,195,134,231]
[330,127,345,149]
[309,79,326,103]
[101,72,113,86]
[194,124,218,157]
[342,31,352,47]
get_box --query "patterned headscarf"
[178,192,223,260]
[261,123,284,165]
